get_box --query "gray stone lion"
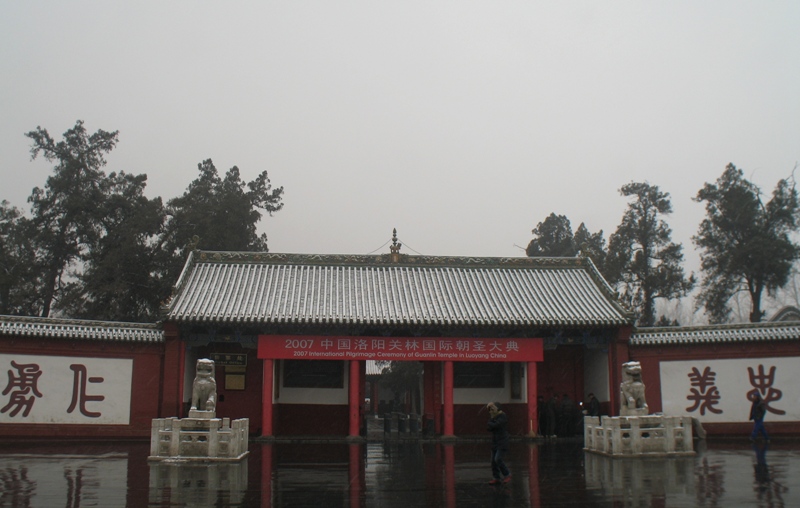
[190,358,217,412]
[619,361,649,416]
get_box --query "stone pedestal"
[584,415,694,457]
[149,410,249,461]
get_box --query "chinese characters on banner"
[0,354,132,425]
[258,336,544,362]
[660,358,795,423]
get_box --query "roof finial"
[390,228,402,262]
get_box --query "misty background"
[2,2,799,323]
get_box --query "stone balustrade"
[584,415,694,457]
[149,413,249,461]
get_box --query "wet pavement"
[1,435,798,507]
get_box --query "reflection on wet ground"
[0,438,798,507]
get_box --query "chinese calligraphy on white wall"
[1,354,132,425]
[661,358,793,423]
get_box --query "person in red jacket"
[487,402,511,485]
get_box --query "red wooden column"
[360,361,367,416]
[608,325,633,416]
[349,360,361,438]
[178,342,187,417]
[424,362,443,434]
[160,323,183,418]
[443,361,454,437]
[434,362,442,433]
[526,361,538,436]
[261,359,274,437]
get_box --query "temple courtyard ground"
[1,430,797,507]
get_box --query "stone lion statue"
[190,358,217,412]
[619,361,649,416]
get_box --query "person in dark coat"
[537,395,545,436]
[586,393,601,417]
[486,402,511,484]
[544,394,558,438]
[580,392,601,430]
[559,393,575,436]
[749,392,769,442]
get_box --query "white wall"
[0,354,132,425]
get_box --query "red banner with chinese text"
[258,335,543,362]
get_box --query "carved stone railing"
[584,415,694,457]
[149,414,249,461]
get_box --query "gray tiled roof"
[366,360,383,376]
[0,315,163,343]
[164,251,633,328]
[631,321,800,345]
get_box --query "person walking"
[586,393,600,418]
[537,395,545,436]
[749,392,769,442]
[580,392,601,431]
[486,402,511,485]
[559,393,575,436]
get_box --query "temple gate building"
[2,247,799,439]
[160,249,632,438]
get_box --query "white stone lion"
[619,361,649,416]
[190,358,217,412]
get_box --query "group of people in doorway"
[536,392,601,439]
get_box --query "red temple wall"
[0,336,163,438]
[630,340,800,436]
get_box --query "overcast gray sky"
[2,2,799,276]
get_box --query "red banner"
[258,335,543,362]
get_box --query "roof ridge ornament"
[390,228,402,262]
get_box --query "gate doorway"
[540,346,585,437]
[371,361,423,416]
